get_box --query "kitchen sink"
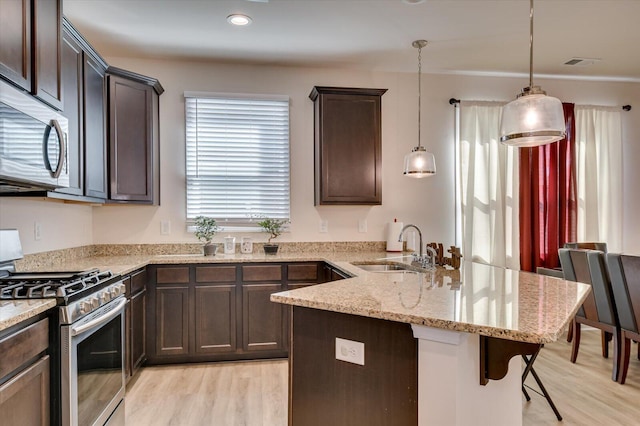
[354,263,413,272]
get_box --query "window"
[185,93,290,227]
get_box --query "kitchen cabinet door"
[310,86,387,205]
[194,284,237,354]
[107,68,163,204]
[155,286,189,357]
[130,289,146,374]
[83,52,108,199]
[59,27,85,196]
[0,0,31,91]
[0,355,50,426]
[108,75,153,202]
[33,0,62,110]
[242,283,285,352]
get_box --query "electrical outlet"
[160,220,171,235]
[335,337,365,365]
[34,222,42,241]
[319,219,329,233]
[358,219,367,233]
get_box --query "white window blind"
[185,93,290,225]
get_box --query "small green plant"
[194,216,220,244]
[257,217,289,244]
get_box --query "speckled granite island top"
[272,260,592,344]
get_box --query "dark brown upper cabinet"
[0,0,31,92]
[309,86,387,205]
[107,67,163,204]
[0,0,62,110]
[33,0,63,110]
[58,19,108,201]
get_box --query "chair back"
[564,242,608,253]
[559,248,617,326]
[607,254,640,334]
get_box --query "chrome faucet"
[398,224,423,257]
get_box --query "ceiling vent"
[564,57,602,66]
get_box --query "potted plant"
[257,217,289,255]
[194,216,221,256]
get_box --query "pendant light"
[403,40,436,177]
[500,0,565,147]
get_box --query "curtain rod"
[448,98,631,111]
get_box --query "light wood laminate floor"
[125,330,640,426]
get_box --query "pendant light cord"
[417,44,423,148]
[529,0,534,89]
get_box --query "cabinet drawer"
[0,355,50,425]
[131,269,147,294]
[0,318,49,379]
[195,266,237,283]
[156,267,189,284]
[287,263,319,281]
[242,265,282,282]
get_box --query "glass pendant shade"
[500,90,566,147]
[500,0,566,148]
[403,146,436,177]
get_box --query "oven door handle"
[70,297,126,337]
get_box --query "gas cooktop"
[0,268,118,301]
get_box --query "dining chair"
[558,248,620,381]
[606,253,640,384]
[563,242,608,343]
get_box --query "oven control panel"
[60,280,125,324]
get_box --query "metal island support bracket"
[479,335,541,385]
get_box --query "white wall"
[1,57,638,254]
[0,198,93,254]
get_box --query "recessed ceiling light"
[227,14,252,26]
[402,0,426,4]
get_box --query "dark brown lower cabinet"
[242,283,285,352]
[290,307,418,426]
[146,262,349,364]
[194,284,237,354]
[0,317,50,426]
[130,288,146,373]
[155,285,189,357]
[0,355,50,426]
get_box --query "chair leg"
[570,319,581,363]
[618,335,631,385]
[602,331,613,358]
[611,329,621,382]
[566,321,573,342]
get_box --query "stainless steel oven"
[61,294,126,426]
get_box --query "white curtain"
[575,106,623,252]
[458,102,520,269]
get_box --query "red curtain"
[519,103,577,272]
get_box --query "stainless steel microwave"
[0,79,69,192]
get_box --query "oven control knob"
[79,300,92,315]
[110,286,121,297]
[90,297,99,309]
[99,291,110,303]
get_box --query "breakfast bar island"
[272,261,591,426]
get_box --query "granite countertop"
[0,299,57,332]
[272,260,592,344]
[6,250,591,344]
